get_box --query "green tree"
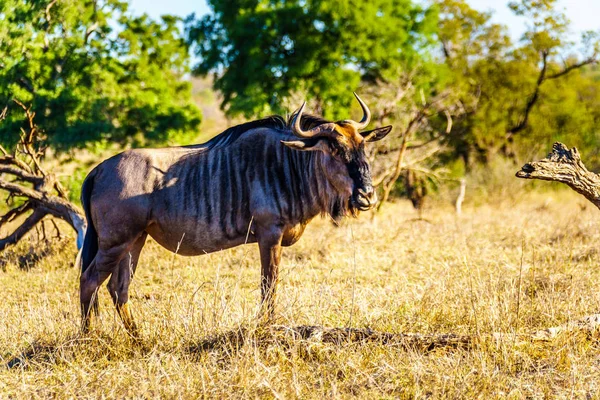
[186,0,437,118]
[0,0,201,150]
[435,0,599,165]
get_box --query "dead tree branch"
[0,101,85,252]
[281,313,600,345]
[516,142,600,210]
[375,118,413,209]
[374,98,453,211]
[0,208,47,251]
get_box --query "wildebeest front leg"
[257,227,283,320]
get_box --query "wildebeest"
[79,93,391,335]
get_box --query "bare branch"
[403,146,444,168]
[0,165,45,186]
[84,22,99,43]
[0,101,85,252]
[0,154,34,174]
[43,0,58,51]
[0,208,47,252]
[516,142,600,210]
[444,110,453,134]
[45,0,58,25]
[0,201,32,226]
[12,99,46,176]
[376,117,417,210]
[507,50,548,136]
[508,52,598,138]
[0,178,43,201]
[546,56,597,80]
[405,135,445,151]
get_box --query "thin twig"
[347,223,358,328]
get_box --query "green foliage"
[186,0,437,118]
[2,0,598,178]
[65,167,89,204]
[435,0,600,166]
[0,0,201,150]
[521,65,600,169]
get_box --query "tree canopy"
[1,0,599,173]
[435,0,600,166]
[0,0,201,150]
[186,0,437,119]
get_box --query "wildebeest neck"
[184,127,352,225]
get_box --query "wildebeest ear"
[281,139,330,153]
[362,125,392,142]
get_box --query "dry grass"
[2,190,600,398]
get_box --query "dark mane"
[191,114,332,151]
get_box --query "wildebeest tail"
[80,170,98,273]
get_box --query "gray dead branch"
[0,100,85,252]
[516,142,600,210]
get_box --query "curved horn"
[353,92,371,130]
[291,101,316,138]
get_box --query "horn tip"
[296,101,306,113]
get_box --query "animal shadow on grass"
[4,333,146,370]
[0,238,73,271]
[5,339,61,370]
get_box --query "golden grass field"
[2,189,600,398]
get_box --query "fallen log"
[8,313,600,369]
[272,326,472,350]
[276,313,600,346]
[189,313,600,355]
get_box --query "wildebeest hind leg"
[80,258,112,333]
[107,233,147,338]
[80,242,134,333]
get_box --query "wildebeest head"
[281,93,392,212]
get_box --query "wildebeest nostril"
[356,188,377,207]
